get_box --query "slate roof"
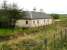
[22,11,52,19]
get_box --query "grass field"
[0,28,15,36]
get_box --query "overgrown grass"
[0,18,67,50]
[0,28,15,36]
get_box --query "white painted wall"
[31,19,45,27]
[15,19,53,28]
[31,19,53,27]
[16,19,32,27]
[48,19,53,24]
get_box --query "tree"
[50,14,59,19]
[0,1,26,28]
[0,1,9,27]
[7,3,26,27]
[7,8,25,27]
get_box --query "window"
[44,20,45,23]
[48,19,49,22]
[37,20,39,24]
[33,21,35,24]
[26,21,28,24]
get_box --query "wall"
[15,19,53,28]
[31,19,53,27]
[15,19,32,28]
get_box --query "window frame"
[26,20,28,24]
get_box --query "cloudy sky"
[0,0,67,14]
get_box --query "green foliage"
[50,14,59,19]
[0,28,16,36]
[0,1,26,28]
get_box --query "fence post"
[64,28,67,41]
[53,34,55,48]
[60,28,63,40]
[44,38,48,50]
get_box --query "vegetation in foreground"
[0,19,67,50]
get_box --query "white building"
[16,11,53,28]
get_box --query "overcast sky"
[0,0,67,14]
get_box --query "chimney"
[33,7,36,11]
[40,9,43,12]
